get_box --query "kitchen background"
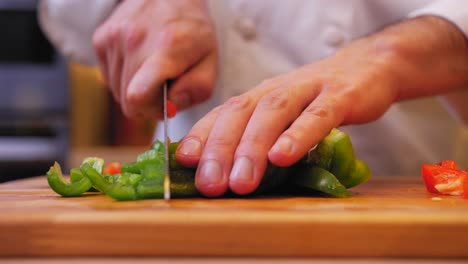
[0,0,154,182]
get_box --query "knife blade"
[163,82,171,200]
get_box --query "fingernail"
[230,157,254,183]
[271,135,293,155]
[173,92,191,109]
[179,138,202,157]
[197,160,224,185]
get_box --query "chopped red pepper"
[167,100,177,118]
[438,160,460,170]
[464,174,468,199]
[422,160,467,197]
[103,162,121,175]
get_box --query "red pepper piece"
[438,160,460,170]
[103,162,122,175]
[167,100,177,118]
[464,174,468,199]
[422,162,465,196]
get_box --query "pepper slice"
[305,128,371,188]
[47,162,93,197]
[103,162,122,175]
[291,165,350,198]
[464,174,468,199]
[341,159,371,188]
[422,163,466,196]
[167,101,177,118]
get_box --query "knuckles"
[158,24,193,49]
[258,88,290,110]
[120,21,145,52]
[302,97,342,128]
[207,136,236,149]
[93,20,145,52]
[92,26,107,53]
[303,104,330,120]
[222,95,251,112]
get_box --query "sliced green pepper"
[69,168,84,183]
[291,165,350,198]
[121,162,140,174]
[340,159,371,188]
[306,128,370,188]
[81,162,197,200]
[70,167,99,193]
[169,142,183,170]
[47,162,93,197]
[170,169,198,198]
[150,140,165,152]
[48,128,370,200]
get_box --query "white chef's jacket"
[39,0,468,176]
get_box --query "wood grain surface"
[1,176,468,258]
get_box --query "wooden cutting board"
[1,176,468,258]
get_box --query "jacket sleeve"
[38,0,118,65]
[408,0,468,37]
[409,0,468,125]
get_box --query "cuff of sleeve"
[408,0,468,38]
[409,1,468,125]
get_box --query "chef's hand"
[175,16,468,197]
[93,0,217,119]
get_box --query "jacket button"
[323,27,346,47]
[234,17,257,41]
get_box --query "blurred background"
[0,0,154,182]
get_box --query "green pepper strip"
[328,130,356,183]
[292,165,350,198]
[47,162,93,197]
[342,159,371,188]
[81,163,136,200]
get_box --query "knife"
[163,82,171,200]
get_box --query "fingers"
[122,23,215,119]
[110,42,123,105]
[92,8,217,120]
[178,73,351,197]
[93,21,133,105]
[176,84,276,196]
[196,95,257,197]
[268,92,346,166]
[92,25,115,101]
[176,106,220,167]
[176,77,313,196]
[227,79,321,194]
[177,106,233,197]
[168,52,217,110]
[229,87,306,194]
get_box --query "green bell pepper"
[47,128,371,200]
